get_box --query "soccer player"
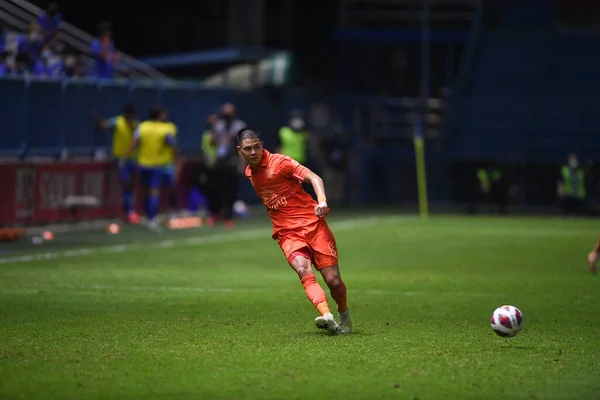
[587,235,600,275]
[237,128,352,334]
[94,103,139,224]
[123,106,177,231]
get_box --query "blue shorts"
[139,165,177,189]
[115,159,137,182]
[139,167,163,189]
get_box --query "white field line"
[5,283,499,297]
[402,226,596,238]
[0,215,405,265]
[6,283,595,299]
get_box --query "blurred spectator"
[277,110,309,164]
[91,21,116,79]
[557,153,586,215]
[187,116,217,217]
[17,23,42,63]
[209,103,246,227]
[321,121,350,206]
[201,113,218,220]
[473,162,508,214]
[37,2,61,45]
[33,44,62,78]
[63,51,84,77]
[202,113,219,169]
[187,163,210,217]
[0,50,14,76]
[13,53,31,77]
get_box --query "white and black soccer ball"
[490,305,523,337]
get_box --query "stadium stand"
[0,0,171,81]
[450,1,600,162]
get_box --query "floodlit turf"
[1,213,599,399]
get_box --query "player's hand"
[314,201,329,218]
[588,250,599,275]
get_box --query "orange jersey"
[245,150,319,237]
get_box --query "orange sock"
[330,281,348,312]
[300,274,330,316]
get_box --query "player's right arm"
[94,114,118,131]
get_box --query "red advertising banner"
[0,162,121,225]
[0,160,201,226]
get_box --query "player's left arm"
[166,133,184,179]
[279,156,329,217]
[165,133,179,158]
[303,171,329,217]
[122,127,140,166]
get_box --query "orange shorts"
[276,219,338,270]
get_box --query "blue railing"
[0,76,310,158]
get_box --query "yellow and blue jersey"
[134,120,176,168]
[108,115,139,159]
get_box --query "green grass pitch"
[0,213,599,399]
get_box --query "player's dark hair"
[123,103,136,116]
[148,106,164,120]
[237,128,261,144]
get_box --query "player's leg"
[140,168,161,230]
[280,236,338,333]
[310,221,352,334]
[119,160,138,223]
[319,265,352,334]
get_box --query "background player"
[124,106,177,231]
[588,235,599,275]
[94,103,139,223]
[237,128,352,334]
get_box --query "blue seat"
[451,29,600,161]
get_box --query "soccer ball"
[490,305,523,337]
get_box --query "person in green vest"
[202,114,219,170]
[198,114,219,221]
[557,153,586,215]
[474,162,508,214]
[277,111,309,164]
